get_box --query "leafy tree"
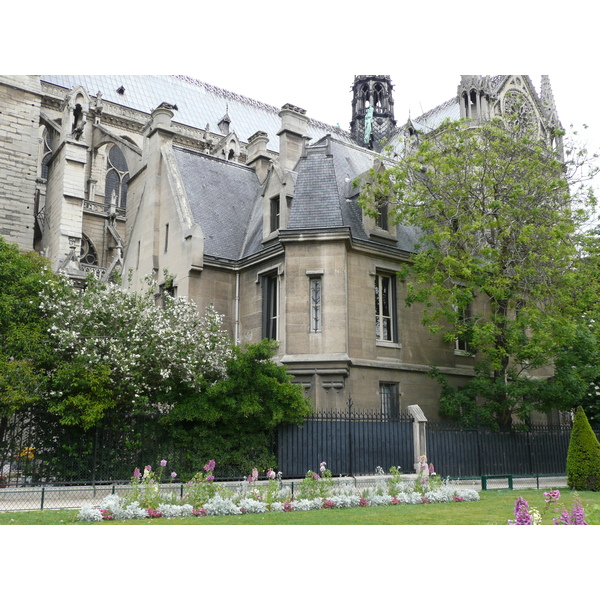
[359,117,599,428]
[567,406,600,491]
[163,339,313,475]
[0,237,55,447]
[38,273,233,427]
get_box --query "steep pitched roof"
[288,137,421,253]
[41,75,354,153]
[173,147,261,261]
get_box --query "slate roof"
[173,147,261,261]
[288,137,421,254]
[41,75,354,153]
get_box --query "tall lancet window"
[105,145,129,210]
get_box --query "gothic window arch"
[79,233,99,266]
[104,144,129,209]
[373,83,384,109]
[361,84,371,108]
[40,129,53,180]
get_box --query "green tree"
[359,118,599,428]
[163,339,313,475]
[0,237,55,442]
[567,406,600,491]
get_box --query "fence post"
[407,405,427,473]
[347,398,353,477]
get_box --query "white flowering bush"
[39,272,232,424]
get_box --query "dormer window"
[270,196,280,232]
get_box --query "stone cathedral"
[0,75,564,422]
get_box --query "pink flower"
[160,459,167,467]
[391,496,399,505]
[193,508,207,517]
[133,468,141,479]
[203,460,216,472]
[145,465,152,472]
[429,463,435,474]
[267,469,276,479]
[206,475,214,482]
[312,472,320,480]
[359,498,369,507]
[544,490,561,503]
[422,497,429,504]
[171,472,177,479]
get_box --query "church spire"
[350,75,396,151]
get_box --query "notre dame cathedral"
[0,75,564,421]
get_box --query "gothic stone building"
[0,75,564,422]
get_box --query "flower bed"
[77,460,480,522]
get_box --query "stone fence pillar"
[407,405,427,473]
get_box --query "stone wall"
[0,76,42,250]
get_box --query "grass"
[1,488,598,525]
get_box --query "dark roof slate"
[173,147,261,260]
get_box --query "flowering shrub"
[508,491,588,525]
[77,460,482,522]
[39,273,233,425]
[298,462,334,500]
[127,461,178,510]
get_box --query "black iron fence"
[426,423,598,478]
[2,405,598,490]
[0,408,253,487]
[277,410,414,478]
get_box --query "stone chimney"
[246,130,271,183]
[277,103,310,171]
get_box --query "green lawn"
[1,488,598,525]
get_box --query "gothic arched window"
[40,130,53,180]
[79,233,99,266]
[104,144,129,209]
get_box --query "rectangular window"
[270,196,280,232]
[380,383,400,420]
[455,304,472,353]
[375,201,388,230]
[310,276,322,332]
[375,272,397,342]
[262,273,278,340]
[164,223,169,253]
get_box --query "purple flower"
[514,497,532,525]
[133,468,141,479]
[144,465,152,472]
[203,459,216,472]
[160,459,167,467]
[267,469,276,479]
[171,472,177,479]
[312,472,321,480]
[429,463,435,474]
[544,490,560,503]
[206,475,214,482]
